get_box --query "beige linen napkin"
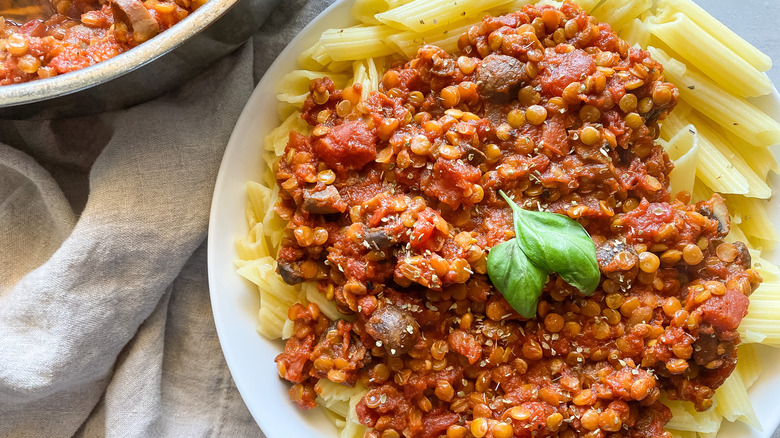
[0,0,335,436]
[0,41,257,436]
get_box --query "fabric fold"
[0,41,254,437]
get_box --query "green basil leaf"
[486,239,548,318]
[499,191,600,295]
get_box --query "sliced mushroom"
[463,144,487,165]
[732,241,752,270]
[475,54,528,102]
[429,50,456,77]
[693,331,719,367]
[697,194,730,237]
[111,0,159,43]
[364,228,393,250]
[365,304,420,356]
[277,259,305,285]
[302,185,345,215]
[596,239,639,287]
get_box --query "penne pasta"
[726,223,752,250]
[751,250,780,283]
[388,19,476,58]
[262,187,285,251]
[297,43,326,70]
[663,124,698,196]
[342,390,369,438]
[646,12,772,98]
[366,57,382,94]
[350,0,391,25]
[327,60,356,73]
[320,25,401,61]
[618,18,650,48]
[684,111,771,199]
[713,126,779,181]
[654,0,772,72]
[261,152,277,188]
[736,344,762,390]
[569,0,598,13]
[690,179,713,204]
[648,47,780,148]
[724,195,780,244]
[375,0,515,33]
[236,222,271,260]
[282,318,294,340]
[660,107,750,196]
[276,70,350,108]
[314,380,369,438]
[302,282,348,321]
[311,41,335,67]
[246,181,272,224]
[662,396,721,434]
[590,0,652,32]
[715,370,761,430]
[235,257,302,339]
[666,431,695,438]
[739,282,780,346]
[265,111,309,155]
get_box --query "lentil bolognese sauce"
[272,2,762,437]
[0,0,204,84]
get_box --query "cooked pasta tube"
[375,0,515,32]
[277,70,349,108]
[663,395,721,434]
[265,111,309,154]
[350,0,391,25]
[684,111,771,199]
[663,124,698,196]
[713,126,779,180]
[654,0,772,72]
[570,0,598,13]
[715,371,761,430]
[660,108,749,196]
[666,431,695,438]
[320,25,401,61]
[297,43,325,70]
[750,250,780,282]
[618,18,650,48]
[311,41,334,66]
[649,46,780,148]
[590,0,652,32]
[736,344,762,389]
[302,281,346,321]
[236,221,271,260]
[724,195,780,243]
[646,13,772,98]
[320,25,398,61]
[739,282,780,345]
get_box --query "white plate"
[207,1,780,437]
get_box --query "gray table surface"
[670,2,780,436]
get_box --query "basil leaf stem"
[486,239,548,318]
